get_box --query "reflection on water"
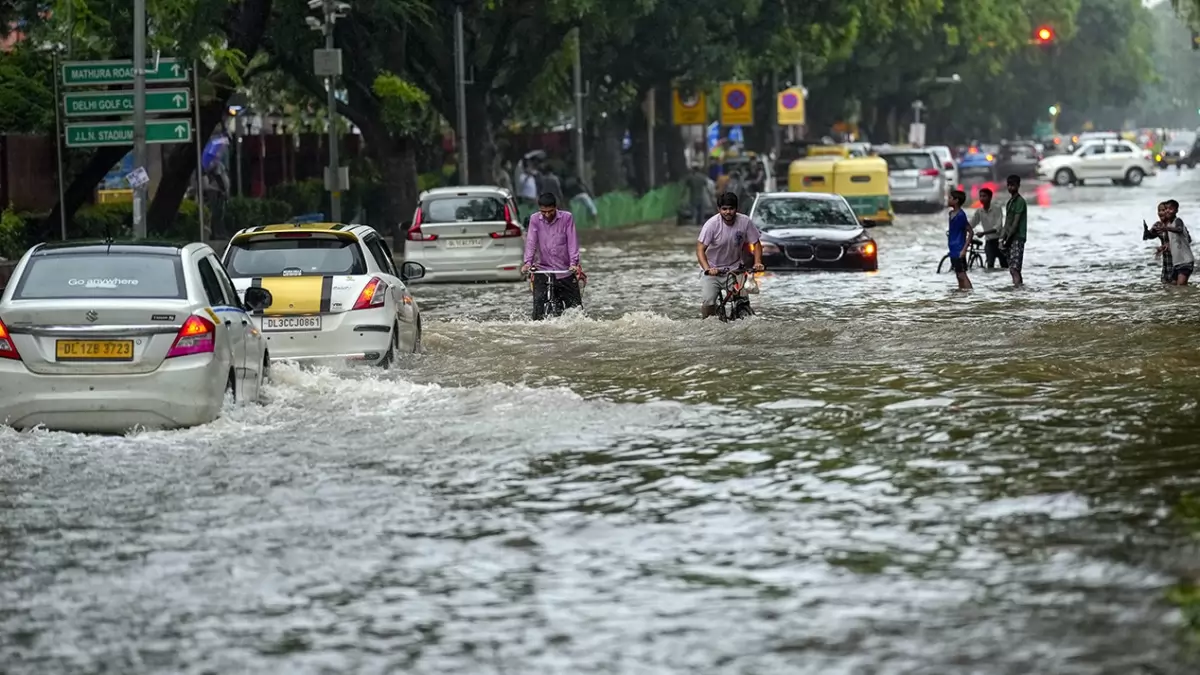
[2,175,1200,673]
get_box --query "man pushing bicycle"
[696,192,764,319]
[522,192,583,320]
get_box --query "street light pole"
[132,0,147,238]
[324,21,341,223]
[572,28,586,185]
[309,0,349,221]
[453,2,469,184]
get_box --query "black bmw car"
[747,192,878,272]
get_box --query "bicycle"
[710,266,756,322]
[527,267,574,319]
[937,237,985,273]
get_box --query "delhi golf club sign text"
[64,89,190,117]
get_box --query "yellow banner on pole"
[777,87,805,126]
[672,90,707,126]
[719,82,753,126]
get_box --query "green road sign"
[64,89,190,117]
[61,59,189,86]
[65,119,193,148]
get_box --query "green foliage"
[0,205,26,260]
[221,197,294,230]
[0,48,54,134]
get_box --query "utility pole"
[453,0,469,184]
[572,28,586,186]
[132,0,147,238]
[308,0,349,222]
[646,89,656,188]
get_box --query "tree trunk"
[627,95,649,194]
[37,145,130,241]
[146,97,231,237]
[662,123,687,184]
[465,93,496,186]
[591,115,627,195]
[376,137,419,253]
[146,0,273,235]
[746,74,773,152]
[655,87,687,184]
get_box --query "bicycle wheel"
[937,255,950,274]
[969,253,983,270]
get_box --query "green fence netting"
[516,182,684,230]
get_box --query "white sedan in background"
[0,241,273,433]
[1037,139,1156,186]
[222,222,425,366]
[403,185,526,282]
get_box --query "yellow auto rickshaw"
[832,157,893,225]
[806,145,851,159]
[788,157,836,193]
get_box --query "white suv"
[1037,139,1155,187]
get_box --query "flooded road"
[4,173,1200,674]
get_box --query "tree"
[145,0,274,234]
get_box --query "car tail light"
[407,207,437,241]
[0,317,20,360]
[353,277,387,310]
[492,206,522,238]
[166,315,215,359]
[920,168,940,177]
[274,232,312,238]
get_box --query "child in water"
[1158,199,1193,285]
[1143,201,1173,283]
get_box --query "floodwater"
[3,172,1200,674]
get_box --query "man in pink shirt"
[696,192,763,318]
[521,193,583,319]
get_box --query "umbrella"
[201,135,230,172]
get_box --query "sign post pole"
[132,0,147,238]
[52,51,67,240]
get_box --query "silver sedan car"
[0,241,274,433]
[877,149,949,213]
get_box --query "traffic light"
[1035,26,1054,43]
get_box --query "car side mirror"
[400,261,425,281]
[243,286,273,312]
[943,161,954,170]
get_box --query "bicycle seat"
[971,238,984,246]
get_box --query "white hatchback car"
[0,241,272,433]
[222,222,425,365]
[403,186,526,283]
[1038,139,1156,186]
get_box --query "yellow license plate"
[55,340,134,361]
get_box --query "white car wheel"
[1054,168,1074,186]
[1125,167,1144,186]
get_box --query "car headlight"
[761,241,780,255]
[849,240,876,255]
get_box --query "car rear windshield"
[12,253,186,300]
[422,196,506,223]
[754,198,859,230]
[224,237,367,277]
[881,153,934,170]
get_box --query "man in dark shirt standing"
[999,174,1027,287]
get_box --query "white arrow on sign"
[174,125,187,137]
[172,94,184,106]
[170,64,181,76]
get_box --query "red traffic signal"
[1035,26,1054,43]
